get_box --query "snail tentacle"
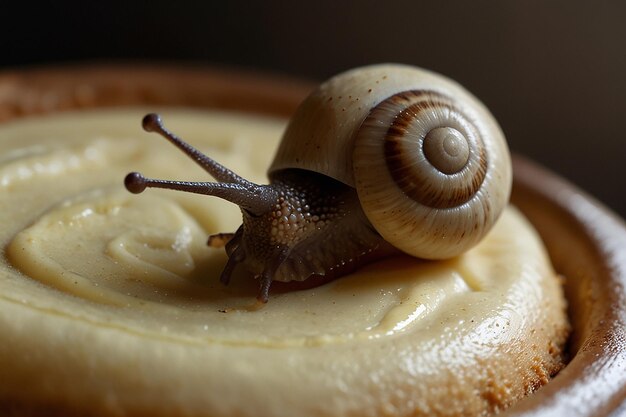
[207,233,236,248]
[142,113,259,189]
[124,172,277,216]
[257,246,290,303]
[219,245,245,286]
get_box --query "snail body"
[124,64,512,302]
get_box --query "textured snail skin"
[271,64,512,259]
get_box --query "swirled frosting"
[0,109,568,417]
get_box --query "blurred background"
[2,0,625,217]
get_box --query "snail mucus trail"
[125,113,395,303]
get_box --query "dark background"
[2,1,625,217]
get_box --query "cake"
[0,106,569,416]
[0,63,626,416]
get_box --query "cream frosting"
[0,109,568,416]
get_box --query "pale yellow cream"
[0,109,568,417]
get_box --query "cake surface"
[0,109,569,416]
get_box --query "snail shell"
[270,64,512,259]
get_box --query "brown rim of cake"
[0,64,624,416]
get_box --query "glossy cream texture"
[0,109,568,416]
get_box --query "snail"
[124,64,512,303]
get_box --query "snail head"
[124,114,288,302]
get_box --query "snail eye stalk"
[124,114,277,216]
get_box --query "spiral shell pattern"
[353,90,511,259]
